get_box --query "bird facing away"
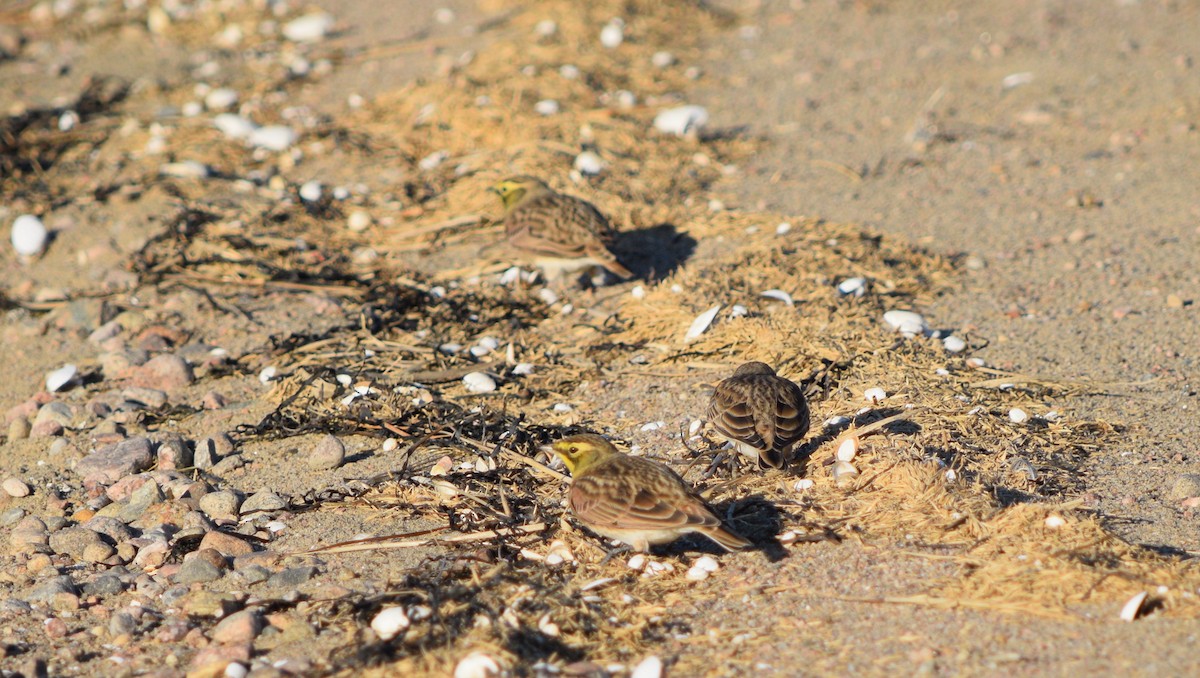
[546,433,751,553]
[490,176,634,283]
[708,361,811,470]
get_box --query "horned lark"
[708,361,810,469]
[546,433,751,553]
[490,176,633,283]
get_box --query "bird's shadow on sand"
[613,223,697,283]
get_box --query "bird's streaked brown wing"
[569,460,721,532]
[769,378,810,451]
[708,380,769,450]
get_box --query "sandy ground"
[2,0,1199,676]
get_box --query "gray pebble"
[122,387,169,409]
[27,575,79,602]
[199,490,243,521]
[1169,473,1200,500]
[268,566,318,588]
[74,437,154,484]
[84,574,127,597]
[108,611,137,637]
[210,454,246,475]
[34,402,74,428]
[308,434,345,470]
[241,490,287,515]
[43,516,68,532]
[195,433,236,470]
[1,507,26,526]
[175,558,225,584]
[84,515,136,543]
[116,480,165,523]
[231,564,272,586]
[156,435,192,470]
[48,526,109,560]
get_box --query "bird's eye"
[568,446,578,454]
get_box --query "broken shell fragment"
[833,460,859,487]
[684,304,721,343]
[371,607,410,641]
[1119,591,1149,622]
[836,436,858,462]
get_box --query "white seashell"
[730,304,748,318]
[258,366,278,384]
[833,460,859,487]
[11,214,49,256]
[537,288,559,305]
[469,345,492,358]
[534,19,557,37]
[641,561,674,577]
[46,364,77,392]
[1044,514,1066,529]
[943,335,967,353]
[966,357,986,368]
[1001,72,1034,90]
[477,336,499,351]
[599,21,624,49]
[371,606,410,641]
[779,530,798,544]
[640,421,664,432]
[1008,408,1029,423]
[552,403,573,412]
[534,99,560,116]
[1119,591,1149,622]
[266,520,287,534]
[335,373,352,387]
[944,469,957,482]
[793,478,814,492]
[544,552,565,566]
[685,566,709,581]
[58,110,79,131]
[684,304,721,343]
[282,13,335,42]
[573,151,604,176]
[418,150,447,171]
[825,415,850,428]
[760,289,794,306]
[653,105,709,136]
[651,51,675,68]
[694,555,719,573]
[498,266,522,286]
[429,456,454,476]
[776,222,792,235]
[627,554,647,571]
[883,310,928,336]
[688,419,703,437]
[204,88,237,111]
[454,652,501,678]
[223,664,247,678]
[1044,410,1060,421]
[382,438,399,452]
[630,285,646,300]
[559,64,580,79]
[512,363,534,376]
[631,656,663,678]
[537,613,560,636]
[463,372,497,394]
[214,113,256,140]
[863,387,887,403]
[248,126,296,151]
[299,180,322,202]
[837,277,867,297]
[836,437,858,462]
[347,210,372,232]
[580,577,616,591]
[160,161,209,179]
[440,343,462,355]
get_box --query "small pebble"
[11,214,48,257]
[651,51,675,68]
[653,105,709,136]
[943,335,967,353]
[883,310,928,336]
[309,434,346,469]
[248,126,296,151]
[454,652,501,678]
[3,477,31,498]
[299,180,322,202]
[599,20,624,49]
[534,99,560,116]
[1044,514,1066,529]
[282,12,334,42]
[371,606,410,641]
[347,210,372,232]
[204,88,237,110]
[574,151,604,176]
[864,387,887,403]
[463,372,497,394]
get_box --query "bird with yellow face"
[490,176,633,284]
[545,433,751,553]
